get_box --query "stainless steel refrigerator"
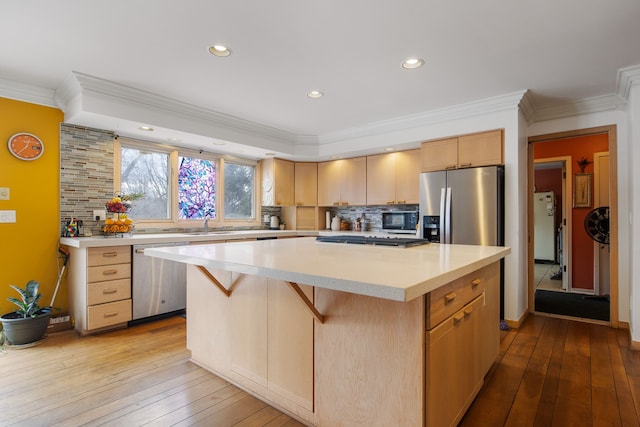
[419,165,504,246]
[419,165,505,318]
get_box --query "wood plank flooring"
[1,314,639,426]
[461,315,640,427]
[0,316,303,427]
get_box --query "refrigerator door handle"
[439,188,446,243]
[444,187,452,243]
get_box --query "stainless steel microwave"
[381,211,418,234]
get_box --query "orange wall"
[0,97,64,315]
[534,134,609,290]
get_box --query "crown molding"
[617,64,640,101]
[524,93,624,123]
[56,71,306,147]
[318,90,528,145]
[0,76,57,108]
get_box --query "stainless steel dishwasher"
[132,242,188,320]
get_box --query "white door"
[593,152,610,296]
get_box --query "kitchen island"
[145,237,510,427]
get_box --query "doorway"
[528,126,618,326]
[533,157,571,293]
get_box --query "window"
[117,138,257,227]
[120,147,170,219]
[178,156,216,219]
[224,162,255,220]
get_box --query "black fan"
[584,206,609,245]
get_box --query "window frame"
[115,137,260,230]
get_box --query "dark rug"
[535,290,610,321]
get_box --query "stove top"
[315,235,430,248]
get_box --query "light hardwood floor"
[2,314,639,426]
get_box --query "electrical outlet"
[0,187,9,200]
[93,209,106,221]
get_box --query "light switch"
[0,210,16,223]
[0,187,9,200]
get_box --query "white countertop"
[59,229,401,248]
[144,237,510,302]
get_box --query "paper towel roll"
[326,211,331,230]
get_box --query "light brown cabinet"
[66,245,132,335]
[294,162,318,206]
[425,262,500,427]
[366,149,421,205]
[261,158,294,206]
[188,266,314,420]
[421,129,503,172]
[317,157,366,206]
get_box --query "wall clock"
[584,206,609,245]
[8,133,44,160]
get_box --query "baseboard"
[504,311,529,330]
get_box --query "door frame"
[527,125,618,327]
[533,156,572,292]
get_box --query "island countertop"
[145,236,510,302]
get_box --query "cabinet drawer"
[426,277,464,330]
[461,268,486,304]
[87,299,132,330]
[88,246,131,266]
[88,278,131,305]
[88,263,131,283]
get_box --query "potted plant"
[0,280,52,345]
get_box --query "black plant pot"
[0,308,51,345]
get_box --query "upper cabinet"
[421,129,503,172]
[294,162,317,206]
[367,149,421,205]
[261,158,294,206]
[317,157,367,206]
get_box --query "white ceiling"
[1,0,639,160]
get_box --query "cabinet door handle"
[444,292,457,304]
[471,278,481,288]
[102,252,118,258]
[104,312,119,318]
[453,313,464,323]
[460,163,472,168]
[102,269,118,276]
[103,289,118,294]
[333,202,340,206]
[296,202,304,206]
[396,200,406,204]
[464,307,473,317]
[341,202,349,205]
[386,201,395,205]
[445,165,457,170]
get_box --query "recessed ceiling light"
[265,152,277,156]
[139,126,154,131]
[384,147,395,152]
[401,57,424,69]
[167,137,181,143]
[211,140,226,146]
[307,90,324,99]
[208,45,231,57]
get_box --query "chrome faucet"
[204,213,210,234]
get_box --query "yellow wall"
[0,97,64,315]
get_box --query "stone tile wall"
[60,124,116,236]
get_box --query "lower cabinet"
[425,261,500,427]
[66,245,132,335]
[186,265,315,422]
